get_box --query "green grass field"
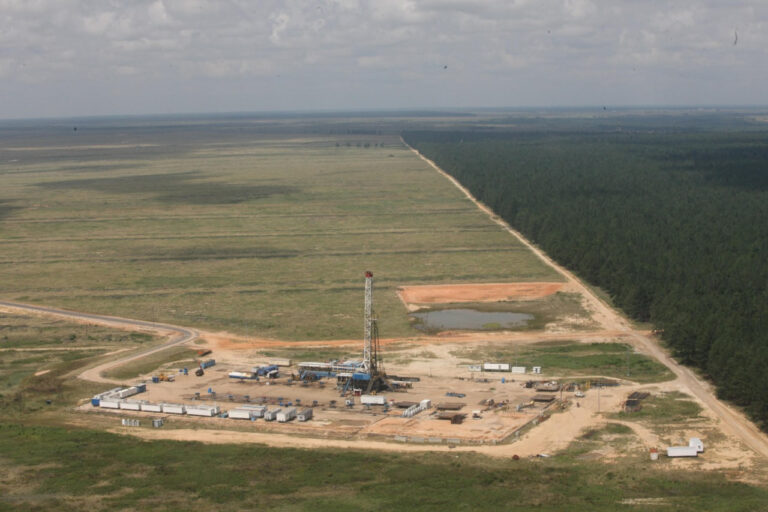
[1,422,767,512]
[0,125,560,341]
[452,340,675,383]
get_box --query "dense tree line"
[404,129,768,429]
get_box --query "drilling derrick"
[361,271,387,392]
[363,271,375,374]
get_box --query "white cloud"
[0,0,767,117]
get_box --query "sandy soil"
[397,282,565,308]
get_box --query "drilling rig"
[362,271,388,393]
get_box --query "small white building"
[277,407,297,422]
[187,405,220,417]
[162,403,186,415]
[667,446,699,457]
[264,408,281,421]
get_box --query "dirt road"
[0,300,198,384]
[405,140,768,460]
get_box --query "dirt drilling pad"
[397,282,566,311]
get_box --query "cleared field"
[0,122,560,341]
[452,340,675,383]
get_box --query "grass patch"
[103,347,200,381]
[0,124,560,341]
[613,391,703,424]
[0,422,766,511]
[452,340,675,383]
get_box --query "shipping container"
[162,403,186,415]
[229,408,257,420]
[297,408,313,421]
[420,399,432,409]
[119,400,142,411]
[482,362,511,372]
[140,403,163,413]
[667,446,699,457]
[264,408,281,421]
[361,395,386,405]
[201,359,216,369]
[99,399,121,409]
[187,405,220,417]
[134,383,147,393]
[117,387,139,399]
[276,407,297,422]
[91,397,101,407]
[269,358,292,367]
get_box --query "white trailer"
[119,400,143,411]
[117,387,140,399]
[242,405,267,418]
[482,362,511,372]
[276,407,297,422]
[511,366,527,374]
[187,405,220,417]
[140,403,163,413]
[361,395,386,405]
[99,399,121,409]
[420,399,432,409]
[269,358,292,367]
[297,408,313,421]
[229,408,257,420]
[264,408,281,421]
[162,403,186,415]
[667,446,699,457]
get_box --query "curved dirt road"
[405,140,768,460]
[0,300,198,384]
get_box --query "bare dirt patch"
[398,282,565,309]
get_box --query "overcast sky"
[1,0,765,119]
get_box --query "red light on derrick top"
[365,271,373,278]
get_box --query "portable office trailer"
[264,408,281,421]
[229,408,257,420]
[187,405,220,417]
[99,399,121,409]
[361,395,386,405]
[117,387,140,399]
[140,403,163,413]
[511,366,527,374]
[420,399,432,409]
[297,408,313,421]
[162,403,186,415]
[119,400,143,411]
[482,362,510,372]
[277,407,296,422]
[239,404,267,417]
[667,446,699,457]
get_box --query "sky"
[0,0,766,119]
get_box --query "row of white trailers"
[469,363,542,374]
[95,399,312,422]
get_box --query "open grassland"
[1,423,767,512]
[0,313,160,418]
[452,340,675,383]
[102,346,199,380]
[0,121,559,341]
